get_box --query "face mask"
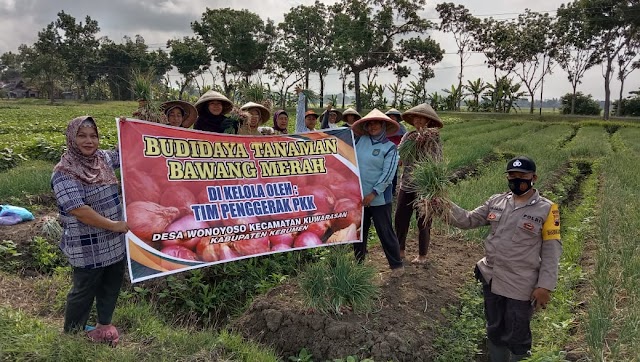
[508,178,533,196]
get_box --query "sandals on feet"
[87,324,120,347]
[411,256,428,265]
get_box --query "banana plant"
[464,78,488,112]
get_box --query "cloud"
[0,0,637,99]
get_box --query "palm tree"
[464,78,487,112]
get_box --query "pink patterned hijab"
[53,116,118,185]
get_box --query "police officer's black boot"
[509,352,530,361]
[487,339,510,362]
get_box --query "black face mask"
[508,178,533,196]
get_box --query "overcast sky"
[1,0,638,101]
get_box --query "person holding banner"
[161,100,198,128]
[394,104,444,265]
[272,109,289,134]
[51,116,128,346]
[193,90,237,134]
[240,102,275,135]
[351,109,404,274]
[294,85,319,133]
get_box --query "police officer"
[439,156,562,361]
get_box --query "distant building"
[1,79,40,98]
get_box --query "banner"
[117,118,364,283]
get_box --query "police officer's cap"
[506,156,536,173]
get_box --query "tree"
[554,4,602,114]
[388,64,410,108]
[192,8,276,93]
[615,34,640,116]
[473,18,518,84]
[279,1,334,106]
[464,78,488,112]
[436,3,480,111]
[167,37,210,100]
[0,51,24,82]
[22,23,67,103]
[268,39,304,109]
[329,0,431,111]
[565,0,638,119]
[98,35,171,101]
[55,11,100,100]
[400,37,444,103]
[560,92,601,115]
[506,10,555,114]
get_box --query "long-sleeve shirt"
[355,136,399,206]
[448,190,562,301]
[398,128,443,192]
[51,150,126,269]
[295,93,313,133]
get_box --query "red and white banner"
[117,118,363,282]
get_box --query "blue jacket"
[355,135,398,206]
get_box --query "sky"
[0,0,638,101]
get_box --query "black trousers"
[394,189,432,256]
[475,266,533,355]
[353,203,403,269]
[64,259,126,332]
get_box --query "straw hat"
[342,108,362,121]
[194,90,233,116]
[401,103,443,128]
[321,108,343,121]
[161,100,198,128]
[351,109,400,137]
[240,102,271,125]
[385,108,402,117]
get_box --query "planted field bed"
[3,102,640,361]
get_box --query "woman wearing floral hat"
[239,102,274,135]
[193,90,237,134]
[394,103,444,264]
[351,109,404,274]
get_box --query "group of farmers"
[50,86,562,361]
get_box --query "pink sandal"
[87,324,120,347]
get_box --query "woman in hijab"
[351,109,404,275]
[161,100,198,128]
[51,116,128,346]
[193,90,237,134]
[272,110,289,134]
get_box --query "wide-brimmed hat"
[304,110,319,119]
[194,90,233,116]
[240,102,270,125]
[385,108,402,117]
[351,109,400,136]
[161,100,198,128]
[342,108,362,121]
[321,108,343,122]
[402,103,443,128]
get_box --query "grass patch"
[298,247,378,314]
[0,160,55,204]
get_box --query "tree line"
[0,0,638,119]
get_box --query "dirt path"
[233,232,485,361]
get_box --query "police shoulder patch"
[542,203,561,241]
